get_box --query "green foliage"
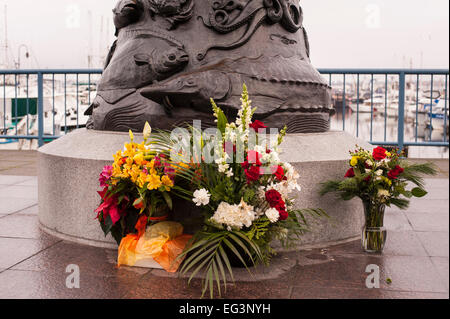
[178,230,264,299]
[245,218,271,241]
[211,98,228,135]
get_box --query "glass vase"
[361,200,387,253]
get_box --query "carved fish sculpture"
[96,35,189,105]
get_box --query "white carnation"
[210,200,256,229]
[192,189,211,206]
[265,208,280,223]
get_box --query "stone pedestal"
[38,129,371,249]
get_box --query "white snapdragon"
[254,145,266,154]
[192,189,211,206]
[265,208,280,223]
[210,200,257,229]
[225,169,234,178]
[375,169,383,176]
[218,163,230,173]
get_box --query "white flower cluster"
[258,163,301,200]
[210,199,257,230]
[253,145,281,166]
[192,189,211,206]
[265,208,280,223]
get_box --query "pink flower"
[99,166,113,188]
[154,156,162,168]
[95,187,122,225]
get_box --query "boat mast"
[1,4,9,69]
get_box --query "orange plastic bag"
[117,219,192,273]
[154,234,192,273]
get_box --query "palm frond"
[178,230,262,299]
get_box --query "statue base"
[38,129,371,250]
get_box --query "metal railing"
[0,68,449,150]
[320,68,448,150]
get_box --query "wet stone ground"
[0,151,448,299]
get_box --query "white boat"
[351,94,384,113]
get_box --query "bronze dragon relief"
[87,0,332,133]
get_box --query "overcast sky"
[0,0,448,69]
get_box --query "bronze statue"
[86,0,333,133]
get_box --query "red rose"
[265,189,283,207]
[387,165,404,180]
[241,161,250,170]
[245,166,261,183]
[274,202,288,220]
[278,209,289,221]
[247,150,262,166]
[249,120,267,131]
[273,165,285,181]
[344,168,355,178]
[372,147,388,161]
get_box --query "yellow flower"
[112,164,122,178]
[137,172,148,188]
[133,152,145,166]
[143,122,152,140]
[129,165,141,183]
[386,152,392,157]
[161,175,174,191]
[382,176,392,186]
[123,142,137,158]
[146,174,162,190]
[350,156,360,167]
[137,142,146,152]
[147,159,155,170]
[129,129,134,142]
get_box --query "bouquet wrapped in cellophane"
[95,124,192,272]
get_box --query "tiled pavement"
[0,151,448,299]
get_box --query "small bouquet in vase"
[320,146,437,253]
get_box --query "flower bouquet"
[320,146,437,253]
[95,124,192,271]
[152,85,327,298]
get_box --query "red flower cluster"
[388,165,404,180]
[372,147,388,161]
[344,168,355,178]
[245,166,261,182]
[242,151,263,183]
[273,165,285,181]
[265,189,289,221]
[249,120,267,131]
